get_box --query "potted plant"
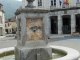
[72,32,79,35]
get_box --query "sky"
[17,0,22,1]
[0,0,22,19]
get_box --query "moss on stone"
[0,51,14,58]
[52,49,67,56]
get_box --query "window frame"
[51,0,56,6]
[38,0,42,6]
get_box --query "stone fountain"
[15,0,52,60]
[0,0,80,60]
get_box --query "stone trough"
[0,46,80,60]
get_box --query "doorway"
[6,29,8,34]
[50,16,58,34]
[0,27,2,36]
[62,15,71,34]
[76,14,80,33]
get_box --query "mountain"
[0,0,22,19]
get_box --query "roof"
[5,17,16,23]
[0,3,3,6]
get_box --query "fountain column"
[15,0,52,60]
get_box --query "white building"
[21,0,80,36]
[22,0,80,10]
[0,3,5,36]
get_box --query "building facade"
[0,3,5,36]
[5,17,17,34]
[21,0,80,35]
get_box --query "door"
[76,17,80,33]
[62,18,71,34]
[26,18,43,41]
[0,27,2,36]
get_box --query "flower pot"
[72,32,79,35]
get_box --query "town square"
[0,0,80,60]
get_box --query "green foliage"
[0,0,22,19]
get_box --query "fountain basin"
[50,45,80,60]
[0,46,80,60]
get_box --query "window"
[0,6,1,11]
[5,24,6,27]
[8,23,9,26]
[54,0,56,6]
[51,0,56,6]
[77,0,79,2]
[10,29,11,32]
[0,16,2,23]
[38,0,42,6]
[51,0,53,6]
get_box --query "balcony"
[62,4,69,8]
[76,2,80,7]
[50,6,56,10]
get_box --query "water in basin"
[0,53,65,60]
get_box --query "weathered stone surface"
[15,46,52,60]
[15,8,49,15]
[16,12,49,45]
[15,1,52,60]
[26,18,43,41]
[26,48,51,60]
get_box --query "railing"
[62,4,69,8]
[50,6,56,10]
[50,3,80,10]
[76,2,80,7]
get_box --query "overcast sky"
[17,0,22,1]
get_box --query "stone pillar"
[21,14,27,46]
[43,14,50,44]
[46,16,51,34]
[16,19,20,40]
[71,14,76,34]
[16,18,22,46]
[58,15,63,34]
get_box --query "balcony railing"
[62,4,69,8]
[50,3,80,10]
[76,2,80,7]
[50,6,56,10]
